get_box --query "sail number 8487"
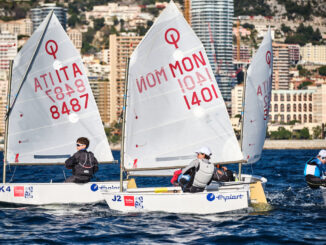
[50,93,88,119]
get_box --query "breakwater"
[0,140,324,152]
[110,139,326,151]
[263,139,326,149]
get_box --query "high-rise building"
[273,43,290,90]
[233,45,251,62]
[109,34,142,123]
[288,44,300,65]
[0,70,8,135]
[0,31,17,71]
[231,83,243,117]
[90,81,110,126]
[31,3,67,32]
[190,0,234,104]
[313,84,326,124]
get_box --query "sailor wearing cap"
[304,149,326,189]
[179,146,215,193]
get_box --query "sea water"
[0,149,325,244]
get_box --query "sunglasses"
[322,157,326,160]
[76,144,85,147]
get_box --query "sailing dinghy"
[102,1,263,214]
[238,27,273,205]
[0,12,126,205]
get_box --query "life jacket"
[74,151,96,178]
[192,159,214,188]
[304,157,322,178]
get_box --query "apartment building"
[301,43,326,65]
[90,81,110,126]
[232,84,326,124]
[273,43,290,90]
[0,18,32,36]
[109,34,142,123]
[67,29,82,53]
[0,32,17,71]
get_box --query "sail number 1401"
[183,84,218,110]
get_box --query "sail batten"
[123,1,243,171]
[7,13,113,164]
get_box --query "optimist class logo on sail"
[33,39,89,120]
[134,27,220,111]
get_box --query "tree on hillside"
[281,24,292,34]
[68,14,79,27]
[298,81,312,90]
[299,127,310,139]
[285,24,322,46]
[313,126,322,139]
[270,127,292,140]
[94,18,105,31]
[234,0,273,16]
[81,27,97,54]
[318,66,326,76]
[105,121,122,144]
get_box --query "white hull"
[104,184,249,214]
[104,174,268,214]
[0,181,126,205]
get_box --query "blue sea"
[0,149,325,244]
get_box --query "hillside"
[1,0,325,21]
[234,0,326,20]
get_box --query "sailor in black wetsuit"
[65,137,99,183]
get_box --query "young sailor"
[179,146,214,193]
[65,137,99,183]
[304,150,326,189]
[212,164,235,182]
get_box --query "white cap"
[195,146,212,156]
[318,149,326,158]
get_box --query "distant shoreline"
[110,139,326,151]
[0,140,324,152]
[263,139,326,149]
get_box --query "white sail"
[242,28,273,164]
[123,1,243,171]
[7,13,113,164]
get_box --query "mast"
[120,57,130,192]
[239,67,247,180]
[3,61,13,183]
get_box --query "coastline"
[110,139,326,151]
[0,140,324,152]
[263,139,326,149]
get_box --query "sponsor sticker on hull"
[206,193,244,202]
[90,183,120,192]
[14,186,24,197]
[124,196,135,206]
